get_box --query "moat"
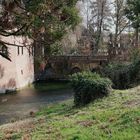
[0,82,73,125]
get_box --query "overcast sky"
[77,0,122,33]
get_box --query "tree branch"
[0,24,27,37]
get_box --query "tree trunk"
[114,0,119,48]
[135,27,139,48]
[94,2,104,54]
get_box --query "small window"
[2,46,8,55]
[17,46,24,55]
[0,43,8,56]
[32,46,34,56]
[29,46,32,56]
[17,46,20,55]
[21,47,24,55]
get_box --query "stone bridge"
[41,55,108,80]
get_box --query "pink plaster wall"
[0,36,34,93]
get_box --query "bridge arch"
[70,67,81,74]
[43,63,56,79]
[91,66,101,73]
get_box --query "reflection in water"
[0,85,73,125]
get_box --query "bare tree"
[112,0,129,47]
[81,0,111,54]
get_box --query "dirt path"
[0,88,73,125]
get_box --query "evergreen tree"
[125,0,140,47]
[0,0,80,60]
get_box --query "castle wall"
[0,36,34,93]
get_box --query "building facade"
[0,35,34,93]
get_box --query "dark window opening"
[17,46,20,55]
[17,46,24,55]
[0,43,8,56]
[21,47,24,55]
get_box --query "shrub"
[129,58,140,85]
[102,63,131,89]
[130,48,140,62]
[70,72,112,106]
[101,57,140,89]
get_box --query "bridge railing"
[47,55,108,62]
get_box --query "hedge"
[70,72,112,106]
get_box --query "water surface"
[0,83,73,125]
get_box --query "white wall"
[0,35,34,93]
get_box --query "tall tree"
[125,0,140,48]
[0,0,80,60]
[113,0,128,48]
[88,0,112,54]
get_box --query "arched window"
[0,42,8,56]
[0,42,11,60]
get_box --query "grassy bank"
[0,87,140,140]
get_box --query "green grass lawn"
[0,87,140,140]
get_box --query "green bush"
[129,58,140,85]
[102,58,140,89]
[70,72,112,106]
[102,63,130,89]
[130,48,140,62]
